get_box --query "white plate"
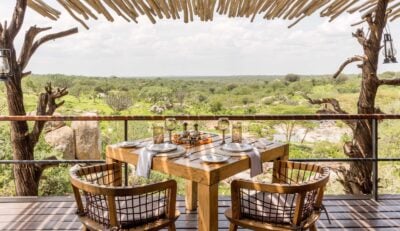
[156,146,186,158]
[221,143,253,152]
[200,154,229,163]
[117,141,140,148]
[146,143,178,152]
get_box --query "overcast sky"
[1,2,400,77]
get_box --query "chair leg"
[309,223,318,231]
[168,223,176,231]
[229,223,238,231]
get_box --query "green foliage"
[209,100,223,114]
[2,73,400,195]
[284,73,300,82]
[105,91,133,113]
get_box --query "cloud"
[1,2,400,76]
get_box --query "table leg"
[185,180,198,211]
[106,157,122,186]
[198,183,219,231]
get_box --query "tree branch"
[18,26,52,70]
[22,71,32,78]
[24,27,78,70]
[378,78,400,86]
[8,0,27,41]
[305,95,357,131]
[306,97,348,114]
[333,55,365,79]
[29,83,68,145]
[33,155,59,184]
[352,28,368,46]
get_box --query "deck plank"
[0,195,400,230]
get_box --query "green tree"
[285,73,300,82]
[105,92,133,113]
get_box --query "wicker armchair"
[225,161,330,231]
[70,163,180,231]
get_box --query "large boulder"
[44,113,66,133]
[71,113,101,160]
[44,126,75,160]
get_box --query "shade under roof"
[26,0,399,29]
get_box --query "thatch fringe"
[26,0,400,28]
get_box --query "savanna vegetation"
[1,72,400,196]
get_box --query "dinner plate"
[221,143,253,152]
[116,141,140,148]
[155,146,186,158]
[200,154,229,163]
[146,143,178,152]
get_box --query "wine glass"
[217,117,230,144]
[165,118,177,143]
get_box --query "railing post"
[372,118,378,201]
[124,120,128,186]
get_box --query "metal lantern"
[0,48,11,81]
[383,33,398,64]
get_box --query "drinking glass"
[217,117,230,144]
[231,122,242,143]
[152,124,164,144]
[165,118,177,143]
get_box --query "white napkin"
[248,148,263,177]
[136,148,157,178]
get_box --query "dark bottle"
[182,122,189,138]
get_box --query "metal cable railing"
[0,114,396,200]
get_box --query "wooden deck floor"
[0,195,400,230]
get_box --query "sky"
[1,2,400,77]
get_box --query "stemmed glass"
[217,117,230,144]
[165,118,177,143]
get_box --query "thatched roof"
[27,0,398,29]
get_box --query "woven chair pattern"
[70,163,170,230]
[238,161,328,227]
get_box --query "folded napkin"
[248,148,263,177]
[216,147,263,177]
[136,148,157,178]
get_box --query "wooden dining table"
[106,135,289,231]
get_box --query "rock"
[44,113,66,133]
[71,112,101,160]
[44,126,75,160]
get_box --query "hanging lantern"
[0,48,11,81]
[382,33,398,64]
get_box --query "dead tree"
[307,0,392,194]
[1,0,77,196]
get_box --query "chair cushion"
[240,191,296,224]
[84,193,167,229]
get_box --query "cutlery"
[184,151,194,158]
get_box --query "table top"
[106,134,288,185]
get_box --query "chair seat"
[80,210,180,231]
[85,194,167,227]
[241,192,296,224]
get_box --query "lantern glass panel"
[0,50,10,75]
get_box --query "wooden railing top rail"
[0,114,399,121]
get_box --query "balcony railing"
[1,114,400,200]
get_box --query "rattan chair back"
[70,163,179,230]
[226,161,330,231]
